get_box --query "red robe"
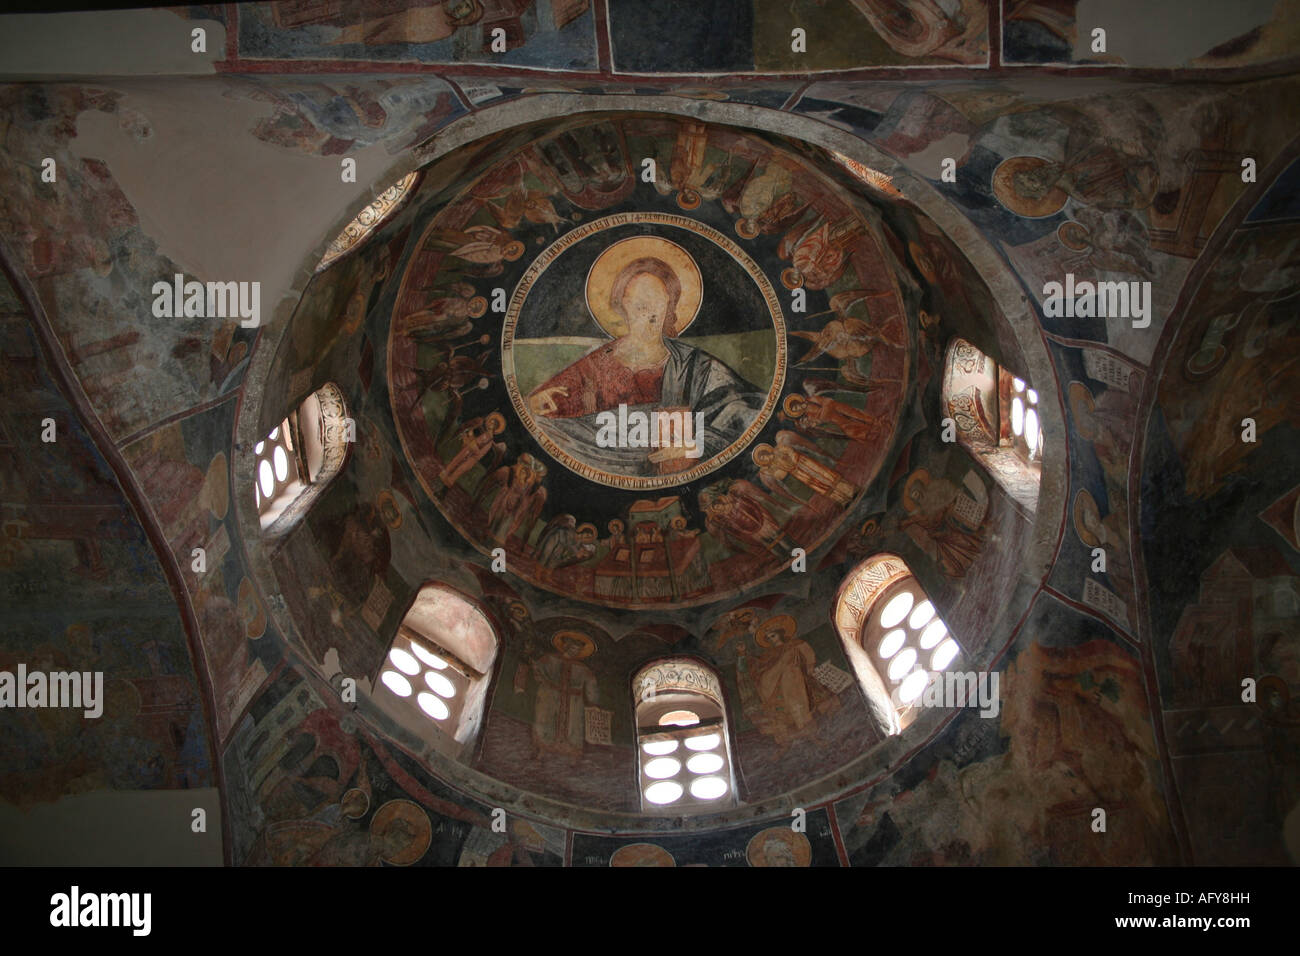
[531,345,665,418]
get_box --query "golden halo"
[585,236,703,338]
[610,843,676,867]
[783,393,808,418]
[992,156,1068,219]
[1057,221,1091,252]
[376,489,403,530]
[1073,489,1103,548]
[552,629,596,659]
[746,827,812,867]
[902,468,932,513]
[907,241,937,283]
[369,799,432,866]
[1067,382,1098,440]
[341,788,370,820]
[203,452,229,520]
[755,613,797,647]
[238,576,267,639]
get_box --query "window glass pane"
[878,629,906,659]
[908,600,935,630]
[381,670,412,697]
[888,647,917,681]
[687,753,724,775]
[424,671,456,698]
[689,777,728,800]
[388,648,420,676]
[919,619,948,649]
[931,639,960,671]
[644,781,683,805]
[417,692,449,720]
[879,591,914,628]
[258,460,275,498]
[410,642,448,669]
[644,757,681,779]
[899,669,929,703]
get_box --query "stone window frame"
[835,554,964,734]
[374,583,499,747]
[633,658,737,814]
[941,337,1042,512]
[258,382,350,536]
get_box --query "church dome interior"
[1,1,1298,870]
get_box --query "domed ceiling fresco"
[3,1,1299,871]
[387,114,916,609]
[247,107,1045,825]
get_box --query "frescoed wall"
[1138,169,1300,864]
[1,2,1297,866]
[241,105,1058,824]
[0,271,221,863]
[1003,0,1300,68]
[835,592,1177,866]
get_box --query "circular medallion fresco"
[387,114,911,609]
[502,213,786,489]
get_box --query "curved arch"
[316,170,421,273]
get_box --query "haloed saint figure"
[528,257,695,419]
[504,228,783,489]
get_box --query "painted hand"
[529,386,567,417]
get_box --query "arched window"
[316,170,420,273]
[1004,372,1043,462]
[941,337,1041,511]
[633,659,736,813]
[834,554,964,734]
[376,583,498,746]
[256,383,350,534]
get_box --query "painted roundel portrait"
[503,216,786,488]
[387,113,912,608]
